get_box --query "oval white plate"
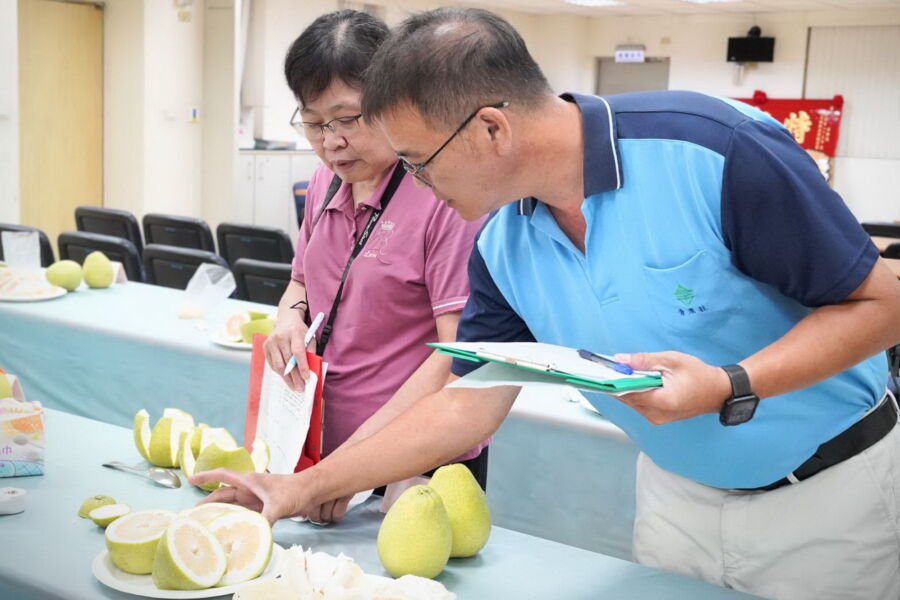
[92,543,284,599]
[0,285,67,302]
[209,329,252,351]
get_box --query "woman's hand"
[263,311,314,391]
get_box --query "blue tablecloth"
[0,281,640,559]
[0,281,268,441]
[0,409,757,600]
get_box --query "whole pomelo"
[376,485,452,579]
[429,463,492,557]
[83,251,114,289]
[46,260,82,291]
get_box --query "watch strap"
[721,363,752,399]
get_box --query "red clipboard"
[244,334,324,472]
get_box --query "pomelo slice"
[152,518,227,590]
[90,503,130,528]
[207,509,273,586]
[179,502,246,526]
[105,509,177,574]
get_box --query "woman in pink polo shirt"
[262,10,487,520]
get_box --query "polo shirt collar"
[517,92,624,216]
[325,161,401,213]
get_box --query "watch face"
[721,396,759,426]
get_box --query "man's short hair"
[362,7,552,128]
[284,9,389,106]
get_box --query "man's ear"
[478,107,512,156]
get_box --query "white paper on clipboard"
[255,361,316,475]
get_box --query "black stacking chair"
[884,242,900,259]
[75,206,143,255]
[57,231,143,281]
[142,244,230,290]
[861,222,900,238]
[216,223,293,265]
[142,213,215,253]
[0,223,55,267]
[231,258,292,305]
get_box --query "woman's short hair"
[284,9,389,106]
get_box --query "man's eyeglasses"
[290,108,363,142]
[400,101,509,187]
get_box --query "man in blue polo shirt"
[190,7,900,599]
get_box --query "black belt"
[746,394,898,492]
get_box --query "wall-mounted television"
[727,36,775,63]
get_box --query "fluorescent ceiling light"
[680,0,742,3]
[563,0,626,7]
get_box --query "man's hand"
[188,469,315,525]
[612,351,732,425]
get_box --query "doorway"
[595,57,670,96]
[19,0,103,248]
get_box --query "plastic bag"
[177,263,236,319]
[1,231,41,270]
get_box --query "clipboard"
[244,334,324,473]
[429,341,662,393]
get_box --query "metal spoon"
[102,461,182,488]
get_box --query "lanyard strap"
[308,162,406,355]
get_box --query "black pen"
[577,349,634,375]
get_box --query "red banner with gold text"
[734,90,844,157]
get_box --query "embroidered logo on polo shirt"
[363,221,395,258]
[674,284,695,306]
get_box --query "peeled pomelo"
[149,411,194,468]
[193,443,255,492]
[199,427,237,453]
[179,502,246,526]
[133,409,152,462]
[90,503,130,528]
[178,431,196,477]
[105,509,177,574]
[207,509,273,586]
[251,438,269,473]
[190,423,209,458]
[152,518,227,590]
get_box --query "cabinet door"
[235,154,255,225]
[253,154,291,231]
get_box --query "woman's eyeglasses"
[290,108,363,142]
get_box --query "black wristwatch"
[719,364,759,426]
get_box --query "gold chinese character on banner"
[783,111,812,144]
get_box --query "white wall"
[0,0,19,224]
[143,0,205,218]
[104,0,144,219]
[203,0,240,234]
[586,9,900,221]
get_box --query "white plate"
[92,543,285,599]
[0,285,67,302]
[209,329,252,351]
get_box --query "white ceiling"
[458,0,900,16]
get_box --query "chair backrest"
[75,206,143,254]
[232,258,292,305]
[0,223,55,267]
[884,242,900,260]
[57,231,144,281]
[142,243,230,290]
[293,180,309,228]
[142,213,215,253]
[216,223,294,265]
[861,222,900,238]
